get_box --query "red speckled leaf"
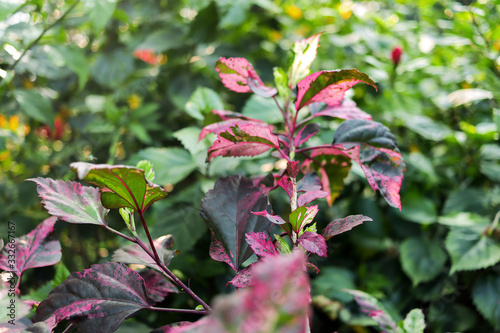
[70,162,167,213]
[295,123,320,147]
[277,176,293,198]
[252,210,286,225]
[245,232,279,258]
[215,57,264,93]
[298,231,327,257]
[207,124,280,161]
[295,69,376,111]
[322,215,373,241]
[201,175,272,271]
[208,234,236,271]
[33,262,151,333]
[286,161,299,178]
[199,118,272,141]
[27,178,109,225]
[310,99,372,120]
[228,263,256,288]
[140,269,178,304]
[0,217,61,276]
[112,235,175,273]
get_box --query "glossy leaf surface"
[70,162,167,213]
[28,177,109,225]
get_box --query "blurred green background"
[1,0,499,332]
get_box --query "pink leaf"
[277,176,293,198]
[295,123,320,147]
[228,263,256,288]
[245,232,279,258]
[322,215,373,241]
[141,269,178,304]
[298,231,327,257]
[252,210,286,225]
[306,261,320,274]
[295,69,377,111]
[199,118,271,141]
[215,57,264,93]
[209,235,236,271]
[247,76,278,97]
[207,124,280,161]
[297,190,329,207]
[310,99,372,120]
[0,217,61,276]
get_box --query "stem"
[104,225,136,243]
[149,307,208,315]
[138,211,161,263]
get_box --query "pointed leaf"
[297,190,328,207]
[215,57,264,93]
[140,269,178,304]
[201,175,272,271]
[27,178,109,225]
[472,274,500,330]
[112,235,175,273]
[207,124,280,161]
[344,289,398,333]
[247,76,278,97]
[310,99,372,120]
[33,262,151,332]
[245,232,279,258]
[228,263,256,288]
[298,231,327,257]
[295,69,376,111]
[252,210,286,225]
[199,118,271,141]
[322,215,372,241]
[70,162,167,213]
[289,205,318,233]
[400,238,447,286]
[14,90,55,125]
[297,172,323,192]
[445,227,500,274]
[208,235,236,271]
[333,119,398,150]
[288,33,323,87]
[277,176,293,198]
[295,123,320,147]
[0,217,61,276]
[403,309,426,333]
[185,87,224,121]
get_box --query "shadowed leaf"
[322,215,373,241]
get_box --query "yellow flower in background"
[285,5,302,20]
[339,1,352,20]
[127,94,142,111]
[9,115,19,131]
[0,114,6,128]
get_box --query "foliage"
[1,0,500,332]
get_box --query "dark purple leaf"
[297,172,323,192]
[33,262,151,333]
[215,57,264,93]
[286,161,299,178]
[310,99,372,120]
[302,149,351,205]
[199,118,272,141]
[344,289,398,333]
[70,162,168,213]
[27,178,109,225]
[0,217,61,276]
[322,215,373,241]
[298,231,327,257]
[252,210,286,225]
[297,190,328,207]
[295,69,376,111]
[201,175,272,271]
[112,235,175,273]
[245,232,279,258]
[140,269,178,304]
[207,124,280,161]
[333,119,398,150]
[247,76,278,97]
[295,123,320,147]
[277,176,293,198]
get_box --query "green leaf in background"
[13,89,54,125]
[480,144,500,182]
[91,50,134,88]
[48,45,89,92]
[404,115,453,141]
[52,262,71,287]
[312,267,355,303]
[437,212,490,227]
[445,227,500,274]
[472,274,500,330]
[242,94,283,124]
[185,87,224,121]
[397,191,437,224]
[403,309,426,333]
[0,0,24,22]
[400,237,447,286]
[129,148,197,186]
[83,0,118,34]
[70,162,167,212]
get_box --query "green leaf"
[241,94,283,124]
[70,162,167,213]
[83,0,118,34]
[91,50,134,88]
[437,212,490,227]
[52,262,71,288]
[129,148,197,186]
[472,274,500,330]
[273,67,289,101]
[0,0,25,22]
[185,87,224,121]
[445,227,500,274]
[274,234,291,254]
[397,191,437,224]
[403,309,426,333]
[289,205,318,233]
[312,267,356,303]
[173,127,207,155]
[14,89,54,125]
[400,237,447,286]
[49,45,89,92]
[135,160,155,182]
